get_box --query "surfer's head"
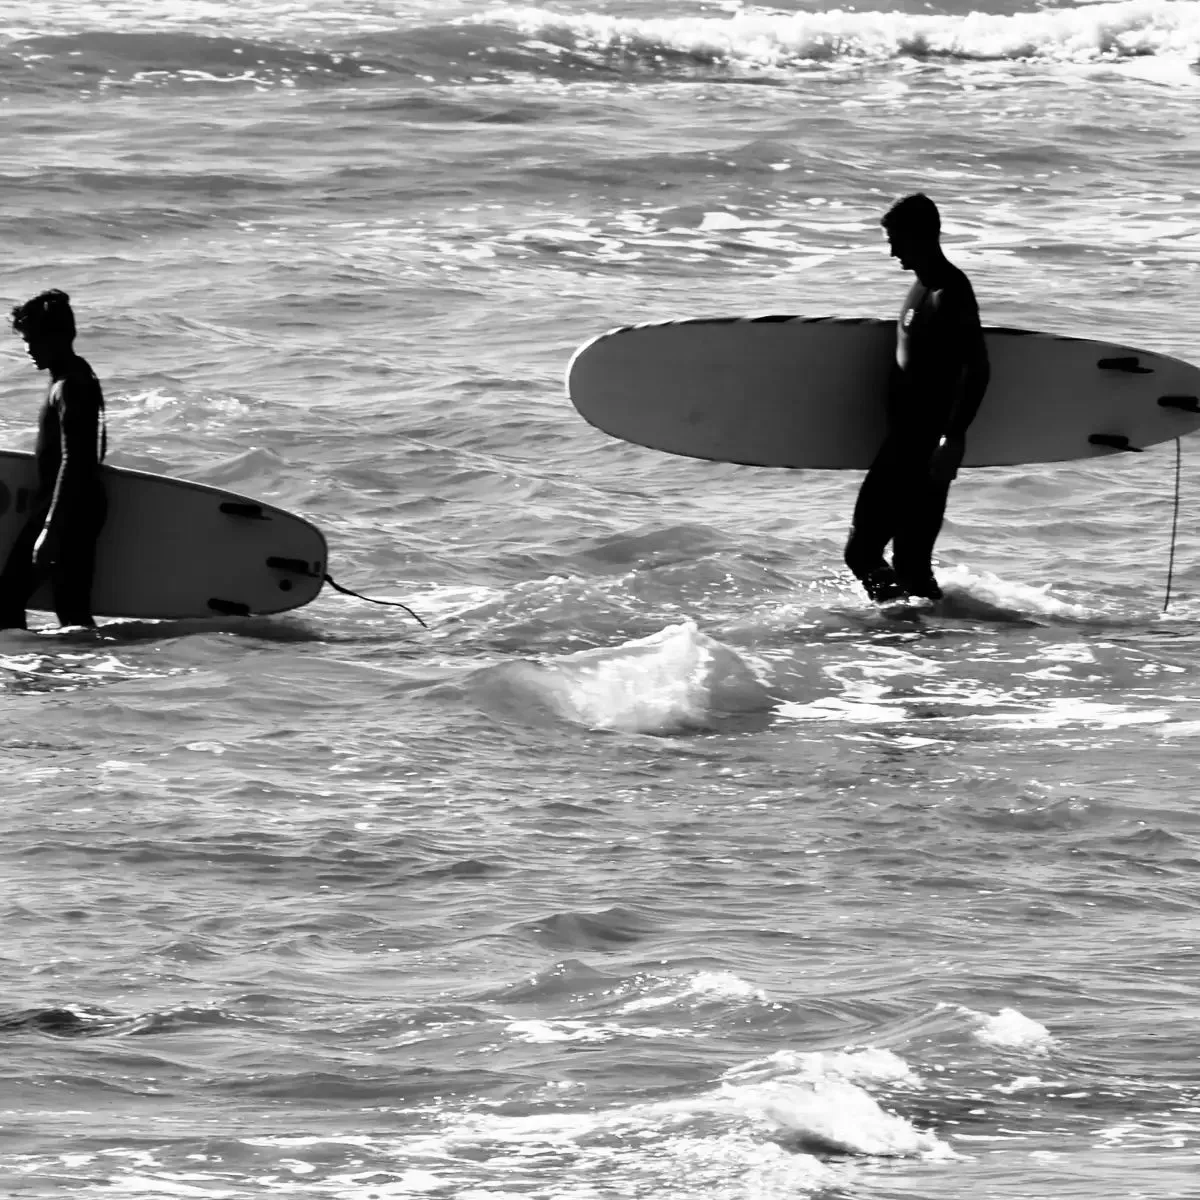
[11,289,76,371]
[881,193,941,272]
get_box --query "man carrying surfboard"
[844,193,990,603]
[0,290,107,629]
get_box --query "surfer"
[0,290,107,629]
[844,193,990,603]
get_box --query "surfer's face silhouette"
[20,332,51,370]
[19,330,71,372]
[886,230,920,272]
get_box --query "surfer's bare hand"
[930,434,965,484]
[32,527,56,571]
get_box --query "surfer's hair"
[882,193,941,240]
[11,289,76,341]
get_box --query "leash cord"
[322,573,428,628]
[266,557,427,627]
[1164,436,1182,614]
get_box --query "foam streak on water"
[2,0,1200,1197]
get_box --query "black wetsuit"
[844,268,987,601]
[0,359,107,628]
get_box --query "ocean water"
[3,1,1200,1197]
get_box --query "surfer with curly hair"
[844,193,990,603]
[0,289,107,629]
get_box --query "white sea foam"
[955,1005,1056,1052]
[983,697,1172,728]
[935,565,1096,621]
[688,969,768,1001]
[993,1073,1059,1094]
[505,1016,689,1042]
[621,969,769,1012]
[507,620,775,733]
[486,2,1200,71]
[391,1067,934,1199]
[725,1046,922,1089]
[729,1077,950,1157]
[710,1047,945,1160]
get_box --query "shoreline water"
[3,1,1200,1196]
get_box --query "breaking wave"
[3,2,1196,93]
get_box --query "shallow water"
[3,1,1200,1196]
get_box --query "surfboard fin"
[1158,395,1200,414]
[1088,434,1142,452]
[1097,356,1153,374]
[220,501,268,519]
[266,556,314,574]
[208,598,251,616]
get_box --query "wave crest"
[472,620,776,735]
[5,3,1196,95]
[485,2,1200,72]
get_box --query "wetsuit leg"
[844,441,905,602]
[50,493,107,627]
[891,473,952,600]
[0,516,43,630]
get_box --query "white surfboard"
[0,451,327,619]
[568,316,1200,468]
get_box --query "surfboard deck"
[0,452,327,620]
[567,316,1200,468]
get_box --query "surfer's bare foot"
[901,576,942,602]
[862,567,905,603]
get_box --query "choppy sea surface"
[3,1,1200,1197]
